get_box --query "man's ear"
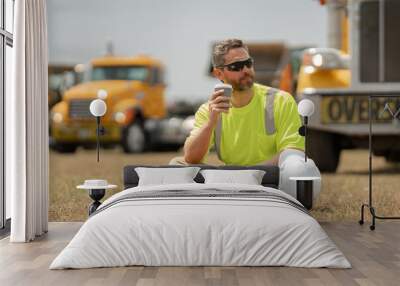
[213,67,224,81]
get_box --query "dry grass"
[312,150,400,221]
[49,148,400,222]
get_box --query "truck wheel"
[122,123,146,153]
[307,130,340,173]
[52,143,78,153]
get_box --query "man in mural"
[172,38,304,166]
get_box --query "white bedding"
[50,183,350,269]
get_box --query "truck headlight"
[302,48,349,74]
[51,112,63,123]
[113,109,135,125]
[113,112,127,124]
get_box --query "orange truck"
[50,55,191,153]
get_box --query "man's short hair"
[212,39,249,68]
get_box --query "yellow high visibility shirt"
[187,83,305,165]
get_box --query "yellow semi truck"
[50,54,189,153]
[296,0,400,172]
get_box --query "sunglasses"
[219,58,254,72]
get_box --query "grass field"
[49,148,400,222]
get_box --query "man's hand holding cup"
[208,83,232,125]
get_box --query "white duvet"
[50,183,351,269]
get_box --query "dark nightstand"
[77,180,117,215]
[289,177,320,210]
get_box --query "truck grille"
[69,99,93,119]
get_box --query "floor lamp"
[297,99,315,162]
[89,99,107,162]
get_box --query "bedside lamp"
[298,99,315,162]
[90,98,107,162]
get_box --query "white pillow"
[135,167,201,186]
[200,169,266,185]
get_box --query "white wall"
[47,0,327,102]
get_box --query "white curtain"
[7,0,49,242]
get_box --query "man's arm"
[184,90,230,164]
[183,122,215,164]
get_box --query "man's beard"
[230,74,254,91]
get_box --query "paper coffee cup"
[214,83,232,97]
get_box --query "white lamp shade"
[298,99,315,117]
[90,99,107,117]
[97,89,108,100]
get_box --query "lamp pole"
[304,116,308,162]
[90,98,107,163]
[96,117,100,162]
[297,99,315,163]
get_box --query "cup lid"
[214,83,232,89]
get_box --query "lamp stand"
[96,116,100,162]
[304,116,308,162]
[299,116,308,163]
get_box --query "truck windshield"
[91,66,149,81]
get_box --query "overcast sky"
[47,0,327,102]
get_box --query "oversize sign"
[321,96,400,124]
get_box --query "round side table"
[289,176,320,210]
[77,182,117,215]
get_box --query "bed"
[50,165,350,269]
